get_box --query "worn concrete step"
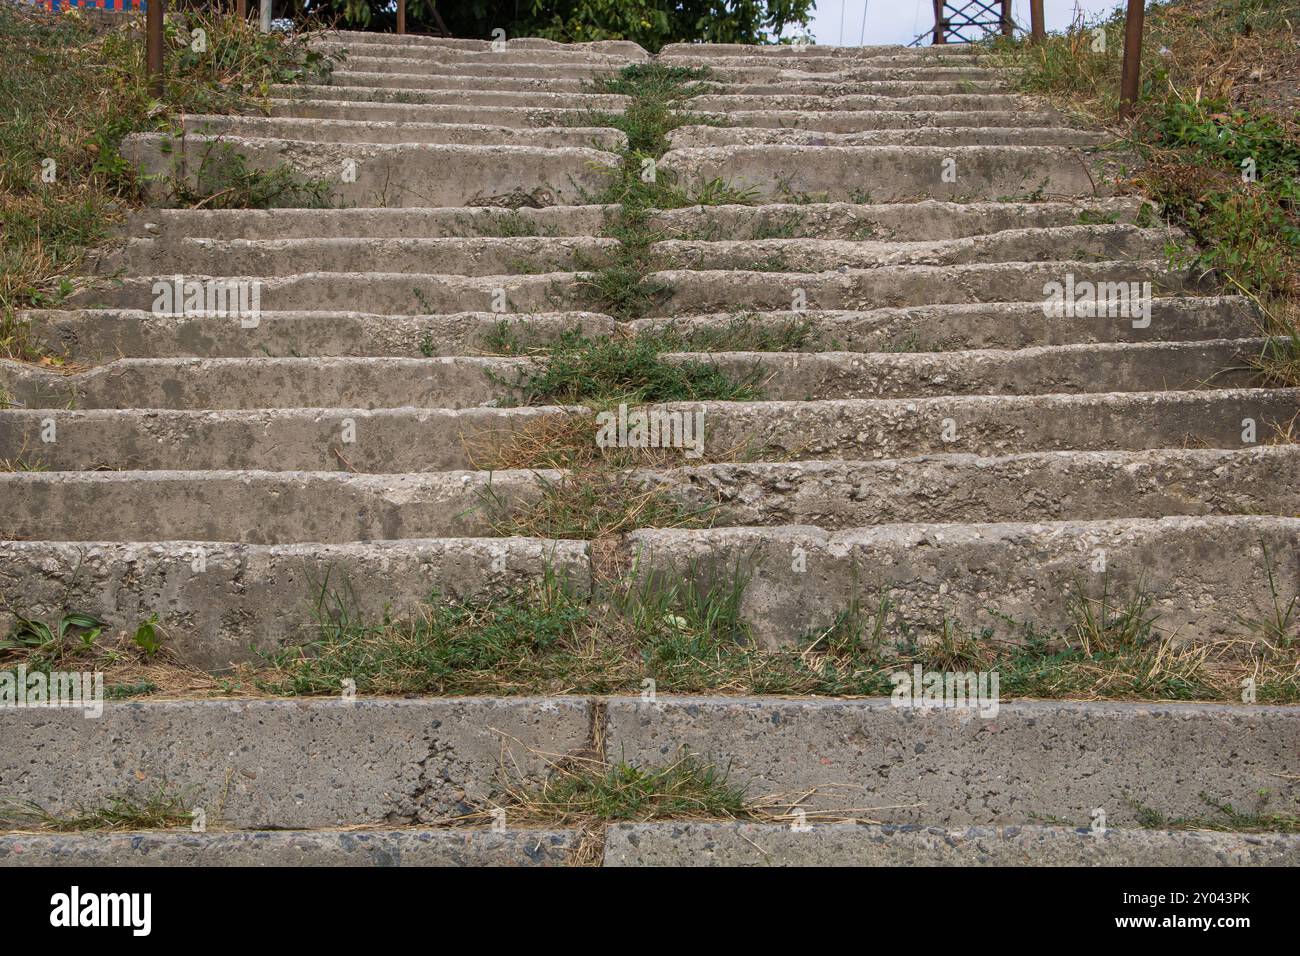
[121,205,613,241]
[23,309,616,361]
[327,55,617,79]
[631,297,1258,350]
[0,698,594,824]
[1,698,1294,830]
[651,199,1147,241]
[0,539,589,669]
[96,236,618,278]
[4,389,1292,473]
[704,64,1014,82]
[626,515,1300,647]
[692,109,1073,132]
[118,200,1142,244]
[649,225,1172,270]
[603,823,1300,867]
[267,98,588,127]
[321,30,648,59]
[670,125,1108,147]
[123,133,618,209]
[326,69,594,92]
[0,405,575,472]
[0,828,580,867]
[660,145,1114,203]
[700,78,1007,96]
[690,92,1027,111]
[5,445,1296,544]
[182,114,626,149]
[7,339,1256,411]
[659,41,987,58]
[661,53,1000,71]
[650,260,1190,315]
[311,40,640,67]
[274,83,628,109]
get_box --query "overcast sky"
[803,0,1127,46]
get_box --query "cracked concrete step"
[122,134,618,208]
[272,83,628,109]
[1,698,1294,830]
[121,205,614,241]
[327,56,619,79]
[660,145,1115,203]
[670,125,1108,147]
[691,109,1074,132]
[659,41,987,58]
[95,236,619,278]
[0,539,590,669]
[181,114,627,149]
[690,92,1028,111]
[3,390,1292,472]
[632,297,1258,349]
[700,78,1007,96]
[602,823,1300,867]
[0,698,594,825]
[0,828,580,867]
[650,260,1193,315]
[649,225,1173,270]
[319,30,649,59]
[661,53,1000,71]
[311,41,642,67]
[0,339,1260,410]
[625,515,1300,647]
[115,200,1144,243]
[267,98,591,126]
[66,261,1187,315]
[5,445,1297,544]
[0,405,577,472]
[23,309,617,361]
[326,70,595,91]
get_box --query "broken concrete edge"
[2,822,1296,866]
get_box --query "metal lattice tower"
[930,0,1014,44]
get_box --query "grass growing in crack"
[492,749,751,825]
[1129,792,1300,834]
[0,783,194,832]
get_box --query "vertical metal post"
[1000,0,1013,37]
[260,0,272,32]
[1030,0,1045,43]
[237,0,246,19]
[397,0,405,34]
[146,0,164,97]
[1119,0,1145,118]
[932,0,946,44]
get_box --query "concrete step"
[3,389,1291,472]
[274,83,628,109]
[182,114,627,149]
[326,70,594,92]
[5,446,1296,544]
[320,30,648,59]
[700,79,1008,96]
[659,42,988,58]
[659,145,1116,203]
[661,53,1000,71]
[691,92,1028,111]
[0,539,590,668]
[602,823,1300,867]
[649,260,1191,315]
[312,41,641,67]
[630,297,1258,350]
[3,340,1254,410]
[95,236,618,278]
[24,309,617,361]
[692,109,1074,132]
[669,125,1108,147]
[327,56,617,79]
[1,698,1294,830]
[625,515,1300,647]
[123,133,618,209]
[267,99,588,127]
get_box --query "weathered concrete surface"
[275,83,628,109]
[630,297,1257,350]
[602,697,1300,823]
[23,309,615,361]
[694,109,1074,132]
[0,405,577,471]
[669,124,1107,147]
[0,699,591,827]
[624,515,1300,647]
[0,828,579,867]
[122,133,619,208]
[602,822,1300,866]
[23,309,616,361]
[267,99,591,127]
[661,144,1113,202]
[0,538,589,667]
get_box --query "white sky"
[804,0,1127,46]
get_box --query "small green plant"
[0,783,195,832]
[131,614,165,658]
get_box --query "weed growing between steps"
[1128,793,1300,834]
[0,5,333,361]
[0,783,194,833]
[991,0,1300,387]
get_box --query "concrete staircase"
[1,30,1297,866]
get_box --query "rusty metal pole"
[1119,0,1146,118]
[397,0,405,34]
[1000,0,1013,37]
[1030,0,1045,43]
[237,0,246,19]
[932,0,945,44]
[146,0,164,97]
